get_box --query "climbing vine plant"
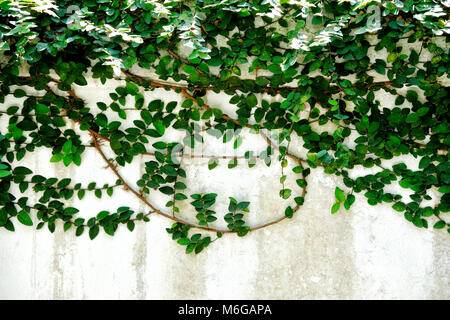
[0,0,449,254]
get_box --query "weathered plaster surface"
[0,144,448,299]
[1,39,449,299]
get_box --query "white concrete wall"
[0,38,449,299]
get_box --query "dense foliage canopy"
[0,0,449,254]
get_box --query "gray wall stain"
[52,227,66,299]
[431,228,450,299]
[159,238,208,299]
[52,134,76,299]
[131,156,148,299]
[30,155,39,297]
[253,170,355,299]
[30,230,37,297]
[132,223,147,299]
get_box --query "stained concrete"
[1,39,449,299]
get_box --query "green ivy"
[0,0,449,254]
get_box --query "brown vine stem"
[4,73,312,236]
[120,68,395,94]
[90,131,306,234]
[143,152,260,160]
[51,71,423,236]
[90,132,297,233]
[47,77,446,172]
[91,132,231,232]
[180,87,317,167]
[59,77,311,233]
[44,75,448,155]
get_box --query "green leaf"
[89,225,100,240]
[0,170,12,178]
[76,226,84,237]
[296,179,307,188]
[389,135,401,145]
[208,158,219,170]
[246,94,258,107]
[14,89,27,98]
[64,207,79,215]
[409,49,419,65]
[434,221,446,229]
[77,189,85,200]
[185,243,195,254]
[159,186,174,195]
[228,158,238,169]
[174,193,187,200]
[127,220,135,232]
[63,140,72,154]
[285,206,293,218]
[18,211,33,226]
[177,238,190,245]
[392,202,406,212]
[181,99,194,109]
[417,107,429,117]
[64,222,72,232]
[280,189,291,199]
[419,157,431,169]
[233,137,242,149]
[50,153,63,163]
[331,202,340,214]
[57,178,71,189]
[141,109,152,125]
[182,65,196,75]
[268,64,281,74]
[63,154,73,166]
[237,227,250,237]
[405,113,419,123]
[153,120,165,136]
[126,82,139,95]
[36,104,50,114]
[237,201,250,211]
[344,194,355,210]
[335,187,345,202]
[309,60,322,72]
[256,77,269,86]
[13,167,32,175]
[96,211,109,220]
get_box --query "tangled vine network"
[0,0,449,254]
